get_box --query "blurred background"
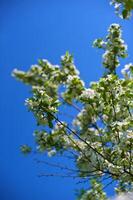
[0,0,133,199]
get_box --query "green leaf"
[20,145,32,154]
[122,9,129,18]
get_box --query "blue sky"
[0,1,133,200]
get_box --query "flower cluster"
[110,0,133,19]
[93,24,127,73]
[80,88,96,100]
[121,63,133,79]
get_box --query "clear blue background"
[0,1,133,199]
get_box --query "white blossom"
[61,55,65,60]
[48,149,56,157]
[111,192,133,200]
[127,130,133,139]
[81,88,96,99]
[42,59,51,66]
[63,135,71,146]
[54,122,65,130]
[54,64,60,68]
[102,114,109,121]
[121,63,133,75]
[67,75,77,84]
[72,65,80,75]
[109,23,120,30]
[114,3,121,10]
[89,81,96,86]
[102,50,109,59]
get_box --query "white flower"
[124,44,128,51]
[54,122,64,130]
[127,130,133,139]
[119,132,123,137]
[111,192,133,200]
[87,127,95,133]
[121,63,133,74]
[42,59,51,65]
[67,75,76,84]
[124,64,132,71]
[63,135,71,146]
[115,106,120,113]
[109,23,120,30]
[114,3,121,10]
[81,88,96,99]
[40,90,45,95]
[121,69,125,75]
[30,64,40,69]
[102,50,109,59]
[72,65,80,75]
[102,114,108,121]
[75,140,86,149]
[54,64,60,68]
[61,55,65,60]
[80,80,85,87]
[106,74,113,80]
[119,39,124,44]
[93,39,104,47]
[89,81,97,86]
[48,149,56,157]
[75,69,80,75]
[42,59,52,67]
[88,128,99,135]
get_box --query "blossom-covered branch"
[13,24,133,200]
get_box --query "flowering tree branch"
[13,23,133,199]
